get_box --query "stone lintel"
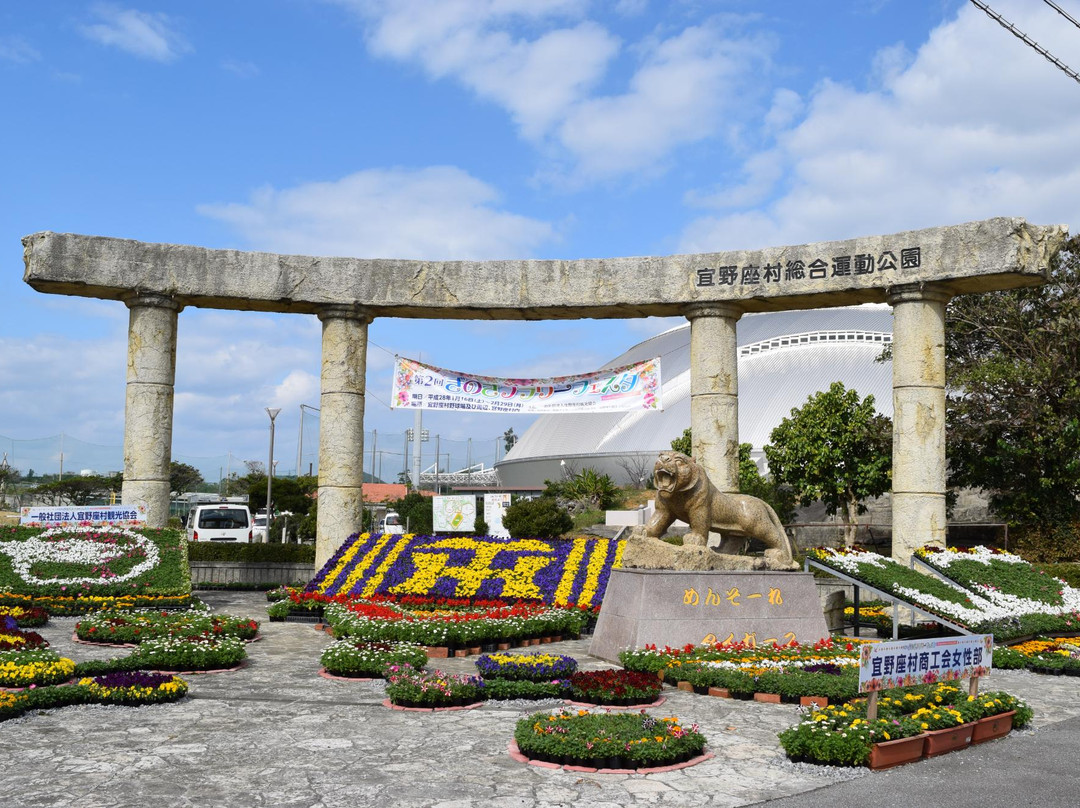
[22,218,1067,318]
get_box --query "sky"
[1,0,1078,484]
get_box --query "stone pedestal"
[588,568,830,662]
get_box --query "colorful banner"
[391,356,662,414]
[859,634,993,692]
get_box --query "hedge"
[186,543,316,564]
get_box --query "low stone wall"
[189,561,314,587]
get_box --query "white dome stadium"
[495,305,894,488]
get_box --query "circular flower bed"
[75,609,260,645]
[0,605,48,628]
[79,671,188,706]
[569,670,663,706]
[384,667,486,708]
[0,649,76,688]
[475,652,577,681]
[514,708,706,769]
[129,635,247,672]
[320,640,428,678]
[0,627,48,652]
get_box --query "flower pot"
[923,723,975,757]
[467,646,481,656]
[707,686,730,698]
[800,696,828,709]
[869,734,925,770]
[780,693,800,704]
[497,642,512,651]
[731,691,754,701]
[972,710,1016,744]
[693,684,710,696]
[677,681,694,692]
[1065,668,1080,678]
[754,692,781,704]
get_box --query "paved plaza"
[1,590,1078,808]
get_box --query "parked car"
[382,511,404,535]
[186,503,253,543]
[251,514,269,543]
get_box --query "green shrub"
[503,498,572,539]
[1033,562,1080,588]
[186,543,315,563]
[1012,523,1080,563]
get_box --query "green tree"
[764,382,891,546]
[30,473,122,506]
[169,461,204,495]
[670,429,692,456]
[945,234,1080,530]
[387,491,434,535]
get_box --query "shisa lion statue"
[623,451,799,571]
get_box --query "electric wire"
[1042,0,1080,33]
[969,0,1080,85]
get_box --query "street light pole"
[266,407,281,543]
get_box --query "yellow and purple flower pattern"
[308,533,625,607]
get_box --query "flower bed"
[513,708,706,770]
[75,609,260,645]
[0,525,191,610]
[128,634,247,672]
[324,598,589,648]
[0,649,76,688]
[306,532,624,608]
[0,671,188,722]
[995,637,1080,675]
[475,652,577,681]
[320,639,428,678]
[569,670,662,706]
[778,681,1032,767]
[0,592,193,617]
[0,605,48,628]
[914,545,1080,637]
[0,626,48,652]
[384,667,486,708]
[808,546,1080,640]
[620,637,862,675]
[79,670,188,705]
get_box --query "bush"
[1012,522,1080,563]
[186,543,315,563]
[502,498,572,539]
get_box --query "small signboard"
[859,634,993,693]
[20,505,147,525]
[433,495,476,532]
[483,493,512,538]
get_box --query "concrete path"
[1,591,1077,808]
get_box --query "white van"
[382,511,404,535]
[186,503,253,543]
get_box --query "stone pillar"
[316,305,372,568]
[685,303,743,494]
[887,283,952,562]
[121,292,182,526]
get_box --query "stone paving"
[2,591,1079,808]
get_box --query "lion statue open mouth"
[642,451,798,571]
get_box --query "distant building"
[495,306,894,489]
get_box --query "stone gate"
[22,217,1068,566]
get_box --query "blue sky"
[1,0,1078,483]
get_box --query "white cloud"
[221,59,259,78]
[79,5,191,62]
[556,22,772,180]
[197,166,557,260]
[679,1,1080,253]
[335,2,771,180]
[0,36,40,64]
[352,0,616,139]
